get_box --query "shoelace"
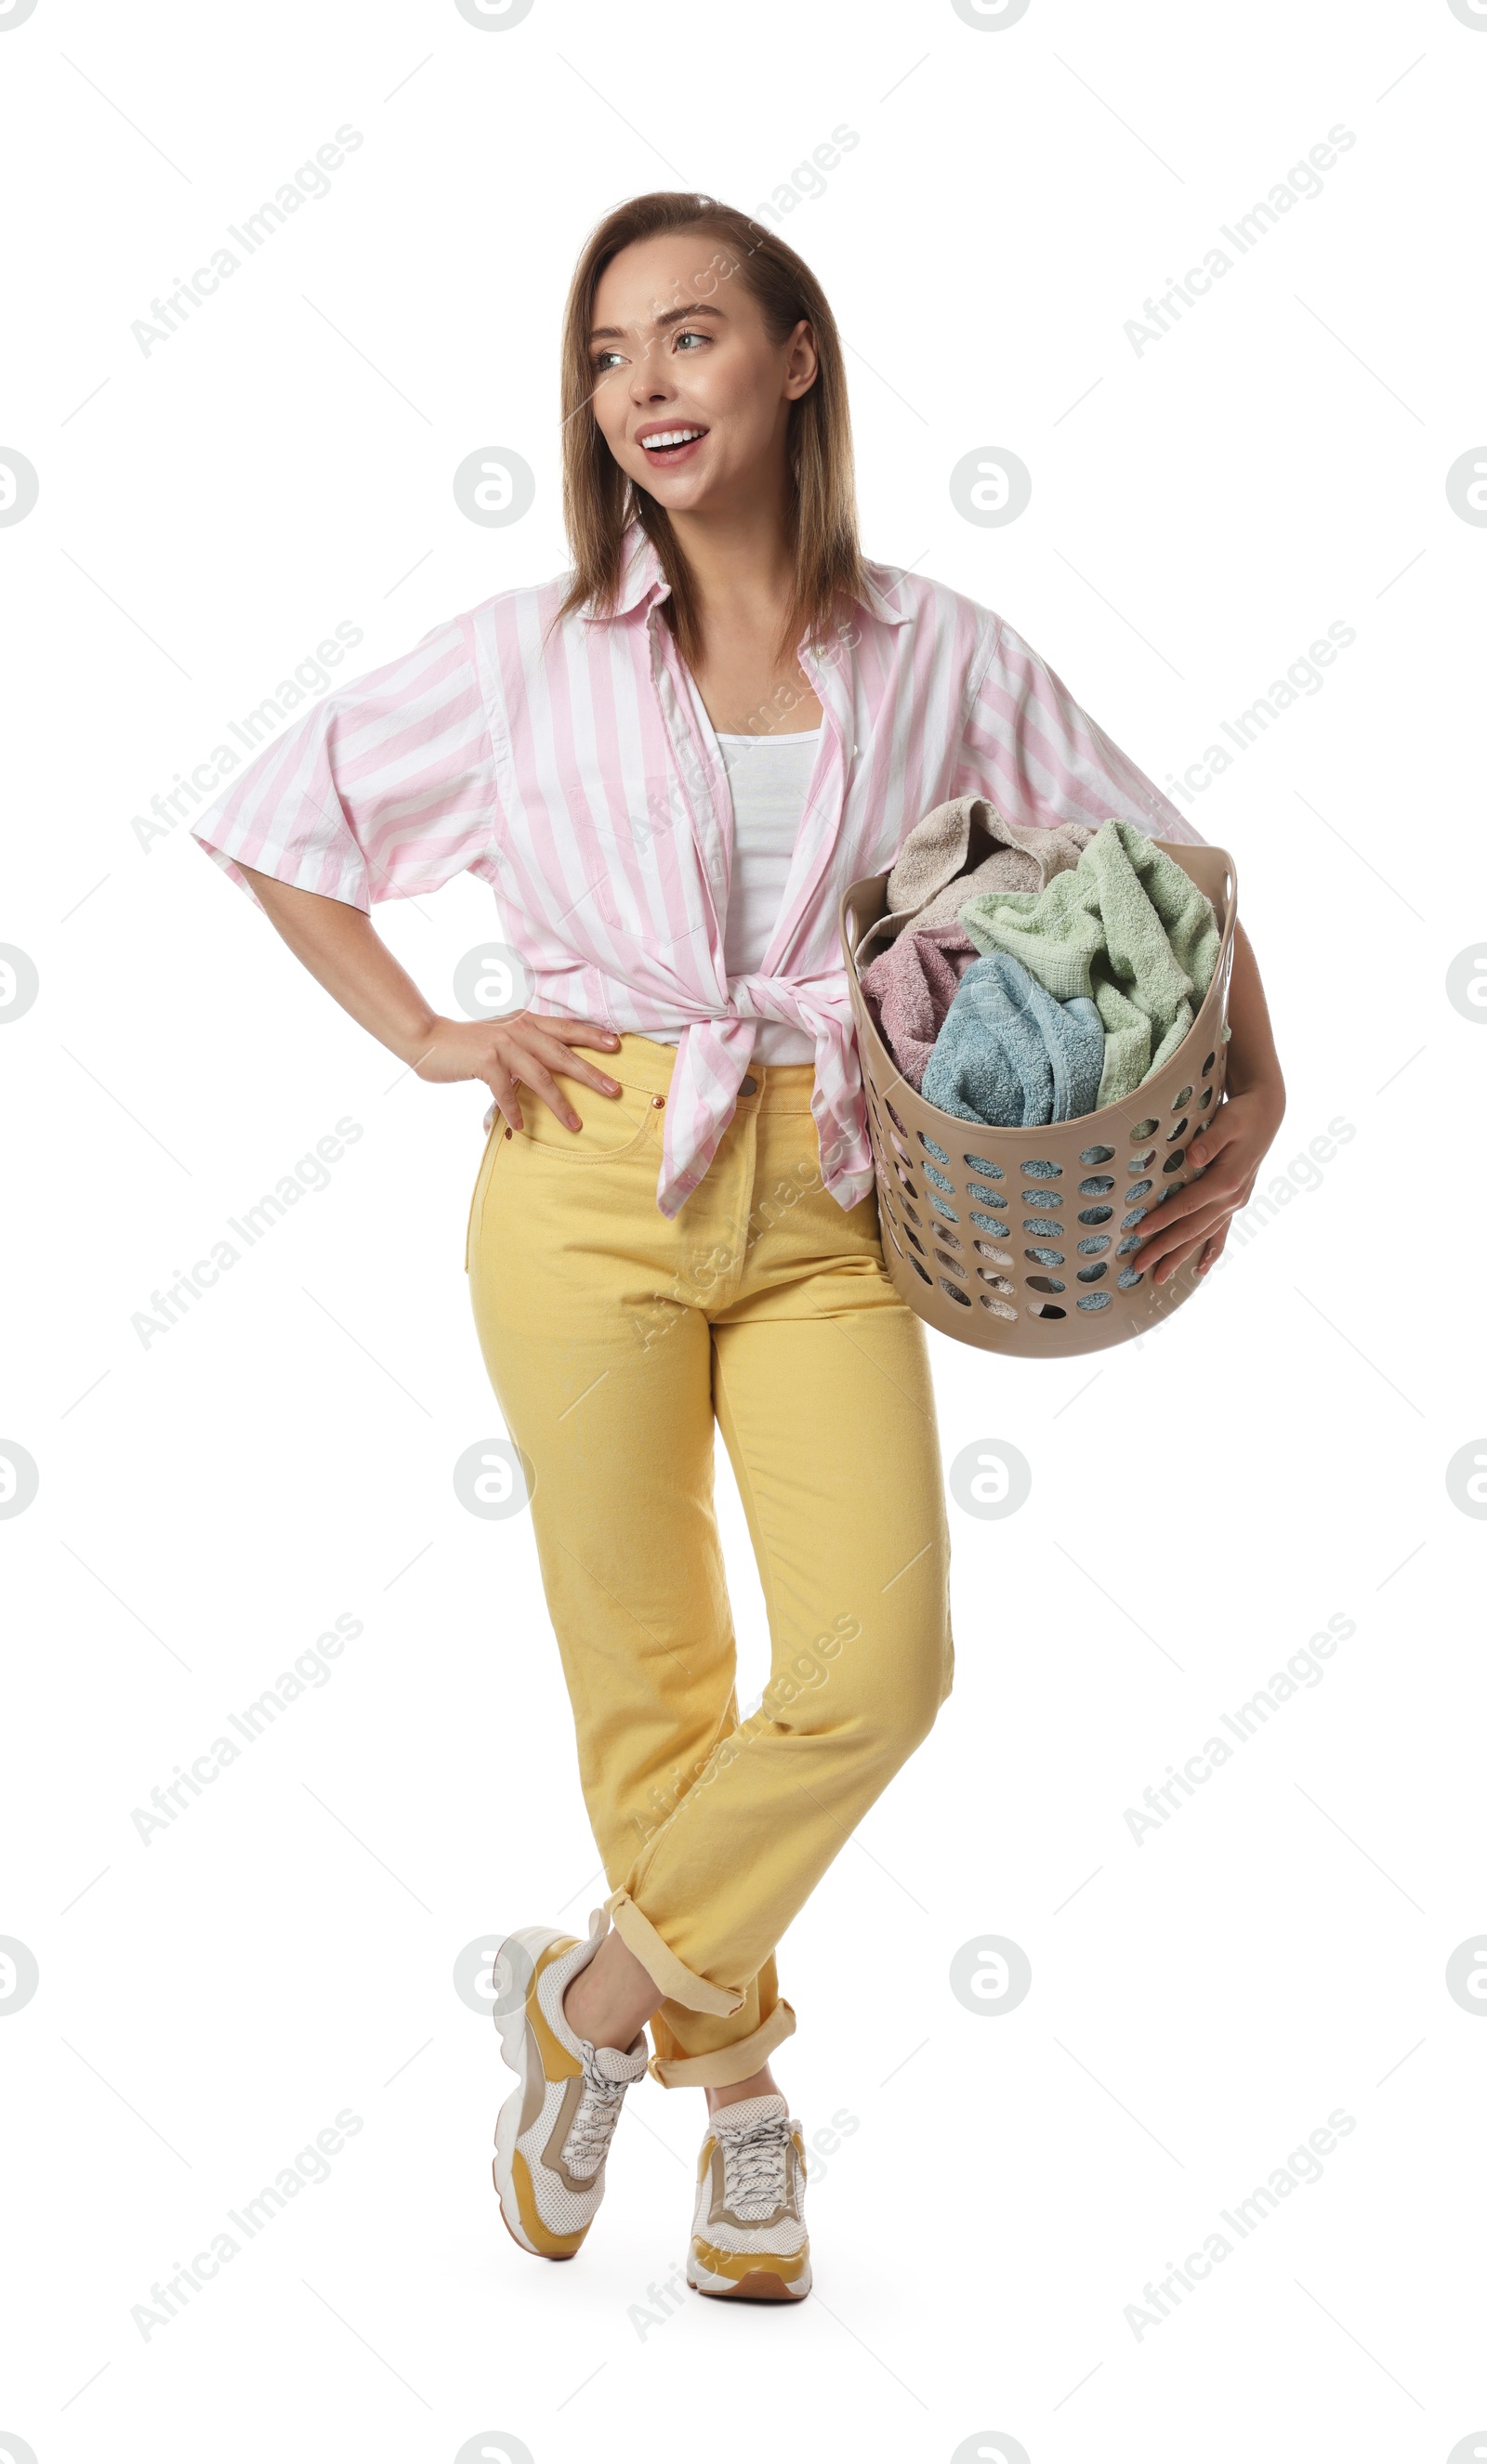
[717,2114,795,2216]
[561,2049,631,2180]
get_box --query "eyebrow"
[587,301,728,345]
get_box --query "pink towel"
[859,922,980,1091]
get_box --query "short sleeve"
[191,611,499,911]
[951,613,1205,848]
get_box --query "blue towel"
[921,949,1104,1128]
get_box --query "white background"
[3,2,1484,2459]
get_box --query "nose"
[628,335,676,405]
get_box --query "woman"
[192,191,1284,2303]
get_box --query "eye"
[591,349,625,374]
[673,328,710,351]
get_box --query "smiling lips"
[638,425,707,464]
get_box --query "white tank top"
[647,727,821,1066]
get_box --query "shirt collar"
[581,519,914,630]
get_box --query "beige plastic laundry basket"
[839,843,1238,1358]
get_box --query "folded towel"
[859,922,979,1090]
[921,949,1104,1128]
[858,795,1095,960]
[957,818,1218,1108]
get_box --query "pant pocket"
[464,1120,507,1272]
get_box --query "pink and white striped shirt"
[192,519,1200,1218]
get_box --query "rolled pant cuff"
[605,1889,743,2017]
[649,1999,797,2090]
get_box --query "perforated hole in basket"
[1077,1235,1111,1256]
[1027,1301,1066,1319]
[909,1253,931,1284]
[1076,1291,1112,1312]
[1172,1086,1192,1110]
[1025,1245,1065,1266]
[970,1211,1010,1236]
[963,1155,1005,1178]
[936,1226,964,1252]
[929,1195,959,1223]
[934,1250,967,1278]
[980,1294,1018,1321]
[980,1270,1016,1296]
[1166,1117,1189,1143]
[1199,1086,1213,1108]
[1023,1212,1062,1238]
[1080,1144,1115,1165]
[1162,1149,1186,1175]
[1202,1051,1216,1076]
[1128,1147,1156,1171]
[923,1161,955,1194]
[1079,1175,1115,1197]
[904,1227,926,1255]
[918,1133,951,1164]
[887,1099,908,1133]
[967,1182,1004,1207]
[1026,1274,1065,1294]
[939,1278,971,1307]
[1125,1179,1152,1202]
[1130,1118,1158,1140]
[974,1239,1013,1265]
[1076,1261,1107,1284]
[901,1199,921,1226]
[1077,1204,1113,1225]
[1021,1159,1061,1179]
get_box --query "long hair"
[553,192,867,671]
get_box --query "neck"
[665,476,796,632]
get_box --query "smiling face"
[586,232,819,517]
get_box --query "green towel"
[957,819,1219,1107]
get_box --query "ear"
[784,318,819,399]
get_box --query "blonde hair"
[553,191,867,669]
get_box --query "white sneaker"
[491,1907,648,2260]
[687,2091,812,2301]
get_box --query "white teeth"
[640,428,704,450]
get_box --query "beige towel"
[858,795,1096,959]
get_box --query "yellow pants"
[466,1035,954,2087]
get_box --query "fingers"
[487,1016,625,1124]
[489,1058,581,1134]
[488,1064,523,1134]
[1127,1090,1268,1284]
[1137,1202,1228,1282]
[1134,1183,1202,1238]
[1134,1150,1251,1263]
[544,1017,624,1053]
[1186,1117,1234,1170]
[1151,1234,1207,1286]
[534,1014,625,1084]
[520,1059,586,1132]
[1197,1224,1230,1274]
[1131,1175,1210,1250]
[1188,1088,1276,1175]
[528,1030,623,1098]
[506,1016,623,1099]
